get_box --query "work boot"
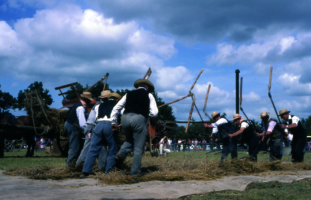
[115,153,124,169]
[80,172,90,178]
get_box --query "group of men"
[204,109,307,163]
[64,79,158,177]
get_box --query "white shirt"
[110,88,158,124]
[284,115,300,133]
[288,133,293,141]
[212,118,228,134]
[241,121,249,129]
[160,138,169,149]
[76,106,87,129]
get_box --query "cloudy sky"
[1,0,311,122]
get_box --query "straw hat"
[258,111,270,119]
[211,111,220,118]
[278,109,290,116]
[98,90,111,99]
[233,114,242,121]
[110,92,121,100]
[134,79,154,92]
[80,91,94,101]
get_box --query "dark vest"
[66,102,84,125]
[124,89,150,118]
[97,100,117,119]
[218,118,235,139]
[241,120,256,142]
[264,118,283,139]
[288,115,306,138]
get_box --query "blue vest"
[66,102,84,125]
[218,118,235,139]
[97,100,117,119]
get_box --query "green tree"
[14,81,53,110]
[0,85,17,113]
[303,116,311,136]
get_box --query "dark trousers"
[248,136,260,161]
[269,136,283,161]
[83,121,117,174]
[221,137,237,162]
[291,136,306,163]
[65,122,83,165]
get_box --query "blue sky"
[1,0,311,122]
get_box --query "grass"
[2,150,311,185]
[176,179,311,200]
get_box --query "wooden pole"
[158,93,193,108]
[185,100,195,133]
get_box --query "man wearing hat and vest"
[204,111,237,161]
[279,109,307,163]
[81,90,119,177]
[256,111,284,161]
[65,91,94,166]
[229,114,260,161]
[76,91,122,170]
[111,79,158,176]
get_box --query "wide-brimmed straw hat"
[211,111,220,119]
[98,90,111,99]
[110,92,121,100]
[278,109,290,116]
[233,114,242,121]
[258,111,270,119]
[80,91,94,101]
[134,79,154,92]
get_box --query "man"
[256,111,284,161]
[204,111,237,161]
[172,138,177,152]
[279,109,307,163]
[65,91,94,166]
[159,136,171,156]
[229,114,260,161]
[111,79,158,176]
[76,91,121,170]
[81,90,118,177]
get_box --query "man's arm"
[229,127,245,137]
[76,106,86,130]
[111,94,127,125]
[149,93,158,117]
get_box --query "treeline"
[1,81,311,138]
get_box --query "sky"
[1,0,311,123]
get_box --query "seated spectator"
[159,136,171,156]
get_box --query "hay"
[5,156,311,185]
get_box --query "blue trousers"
[65,122,83,165]
[82,121,118,174]
[118,113,147,176]
[221,137,238,162]
[76,133,108,169]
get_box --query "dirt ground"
[2,170,311,200]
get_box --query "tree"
[303,116,311,136]
[0,85,17,113]
[14,81,53,110]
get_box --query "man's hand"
[209,134,213,138]
[261,135,265,142]
[255,132,261,137]
[280,124,286,129]
[204,123,208,128]
[228,134,233,138]
[111,124,118,131]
